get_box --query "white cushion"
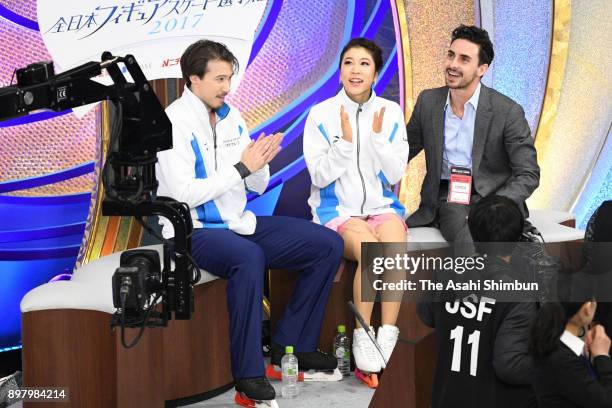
[527,210,584,242]
[534,222,584,243]
[407,227,450,250]
[21,244,218,314]
[21,280,115,314]
[528,209,575,226]
[72,244,218,286]
[404,210,584,248]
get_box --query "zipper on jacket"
[356,104,367,213]
[209,107,229,173]
[201,107,228,224]
[209,109,226,171]
[212,124,218,171]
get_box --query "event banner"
[37,0,267,86]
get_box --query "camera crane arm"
[1,54,126,118]
[1,53,195,325]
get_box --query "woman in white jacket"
[304,38,409,380]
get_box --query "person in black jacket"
[418,195,536,407]
[530,292,612,407]
[584,201,612,334]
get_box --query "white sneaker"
[353,327,382,373]
[377,324,399,369]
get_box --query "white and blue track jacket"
[156,86,268,238]
[303,89,409,225]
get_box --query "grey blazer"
[405,84,540,227]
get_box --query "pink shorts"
[324,213,408,235]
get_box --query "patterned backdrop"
[0,0,610,351]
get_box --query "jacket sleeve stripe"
[378,171,405,217]
[389,122,399,142]
[190,134,228,227]
[317,123,331,145]
[315,181,340,225]
[191,134,207,179]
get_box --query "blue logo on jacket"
[191,134,228,228]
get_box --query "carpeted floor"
[7,365,375,408]
[186,373,374,408]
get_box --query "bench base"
[22,280,233,408]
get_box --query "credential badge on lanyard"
[447,166,472,205]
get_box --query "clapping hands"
[339,105,386,142]
[372,106,385,133]
[241,132,283,173]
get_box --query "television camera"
[0,53,197,346]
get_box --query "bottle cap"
[338,325,346,333]
[285,345,293,354]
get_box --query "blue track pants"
[190,216,343,378]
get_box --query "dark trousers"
[437,181,476,255]
[437,181,472,240]
[190,216,343,379]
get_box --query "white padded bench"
[21,244,218,314]
[407,209,585,251]
[20,210,585,312]
[20,244,232,407]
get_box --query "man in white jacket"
[156,40,342,402]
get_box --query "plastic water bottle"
[281,345,299,398]
[334,325,350,377]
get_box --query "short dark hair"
[338,38,384,73]
[530,275,596,358]
[180,40,239,88]
[468,195,524,248]
[451,25,494,66]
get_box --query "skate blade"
[354,368,378,388]
[235,391,280,408]
[266,364,304,382]
[302,368,343,382]
[265,364,342,382]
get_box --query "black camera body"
[112,249,162,313]
[16,61,54,87]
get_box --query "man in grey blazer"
[406,25,540,245]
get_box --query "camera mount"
[1,54,196,340]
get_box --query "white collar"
[183,85,205,108]
[445,81,482,111]
[338,87,377,111]
[182,85,231,120]
[560,330,585,356]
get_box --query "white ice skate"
[353,327,381,388]
[376,324,399,369]
[265,364,343,382]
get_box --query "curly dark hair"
[451,25,494,66]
